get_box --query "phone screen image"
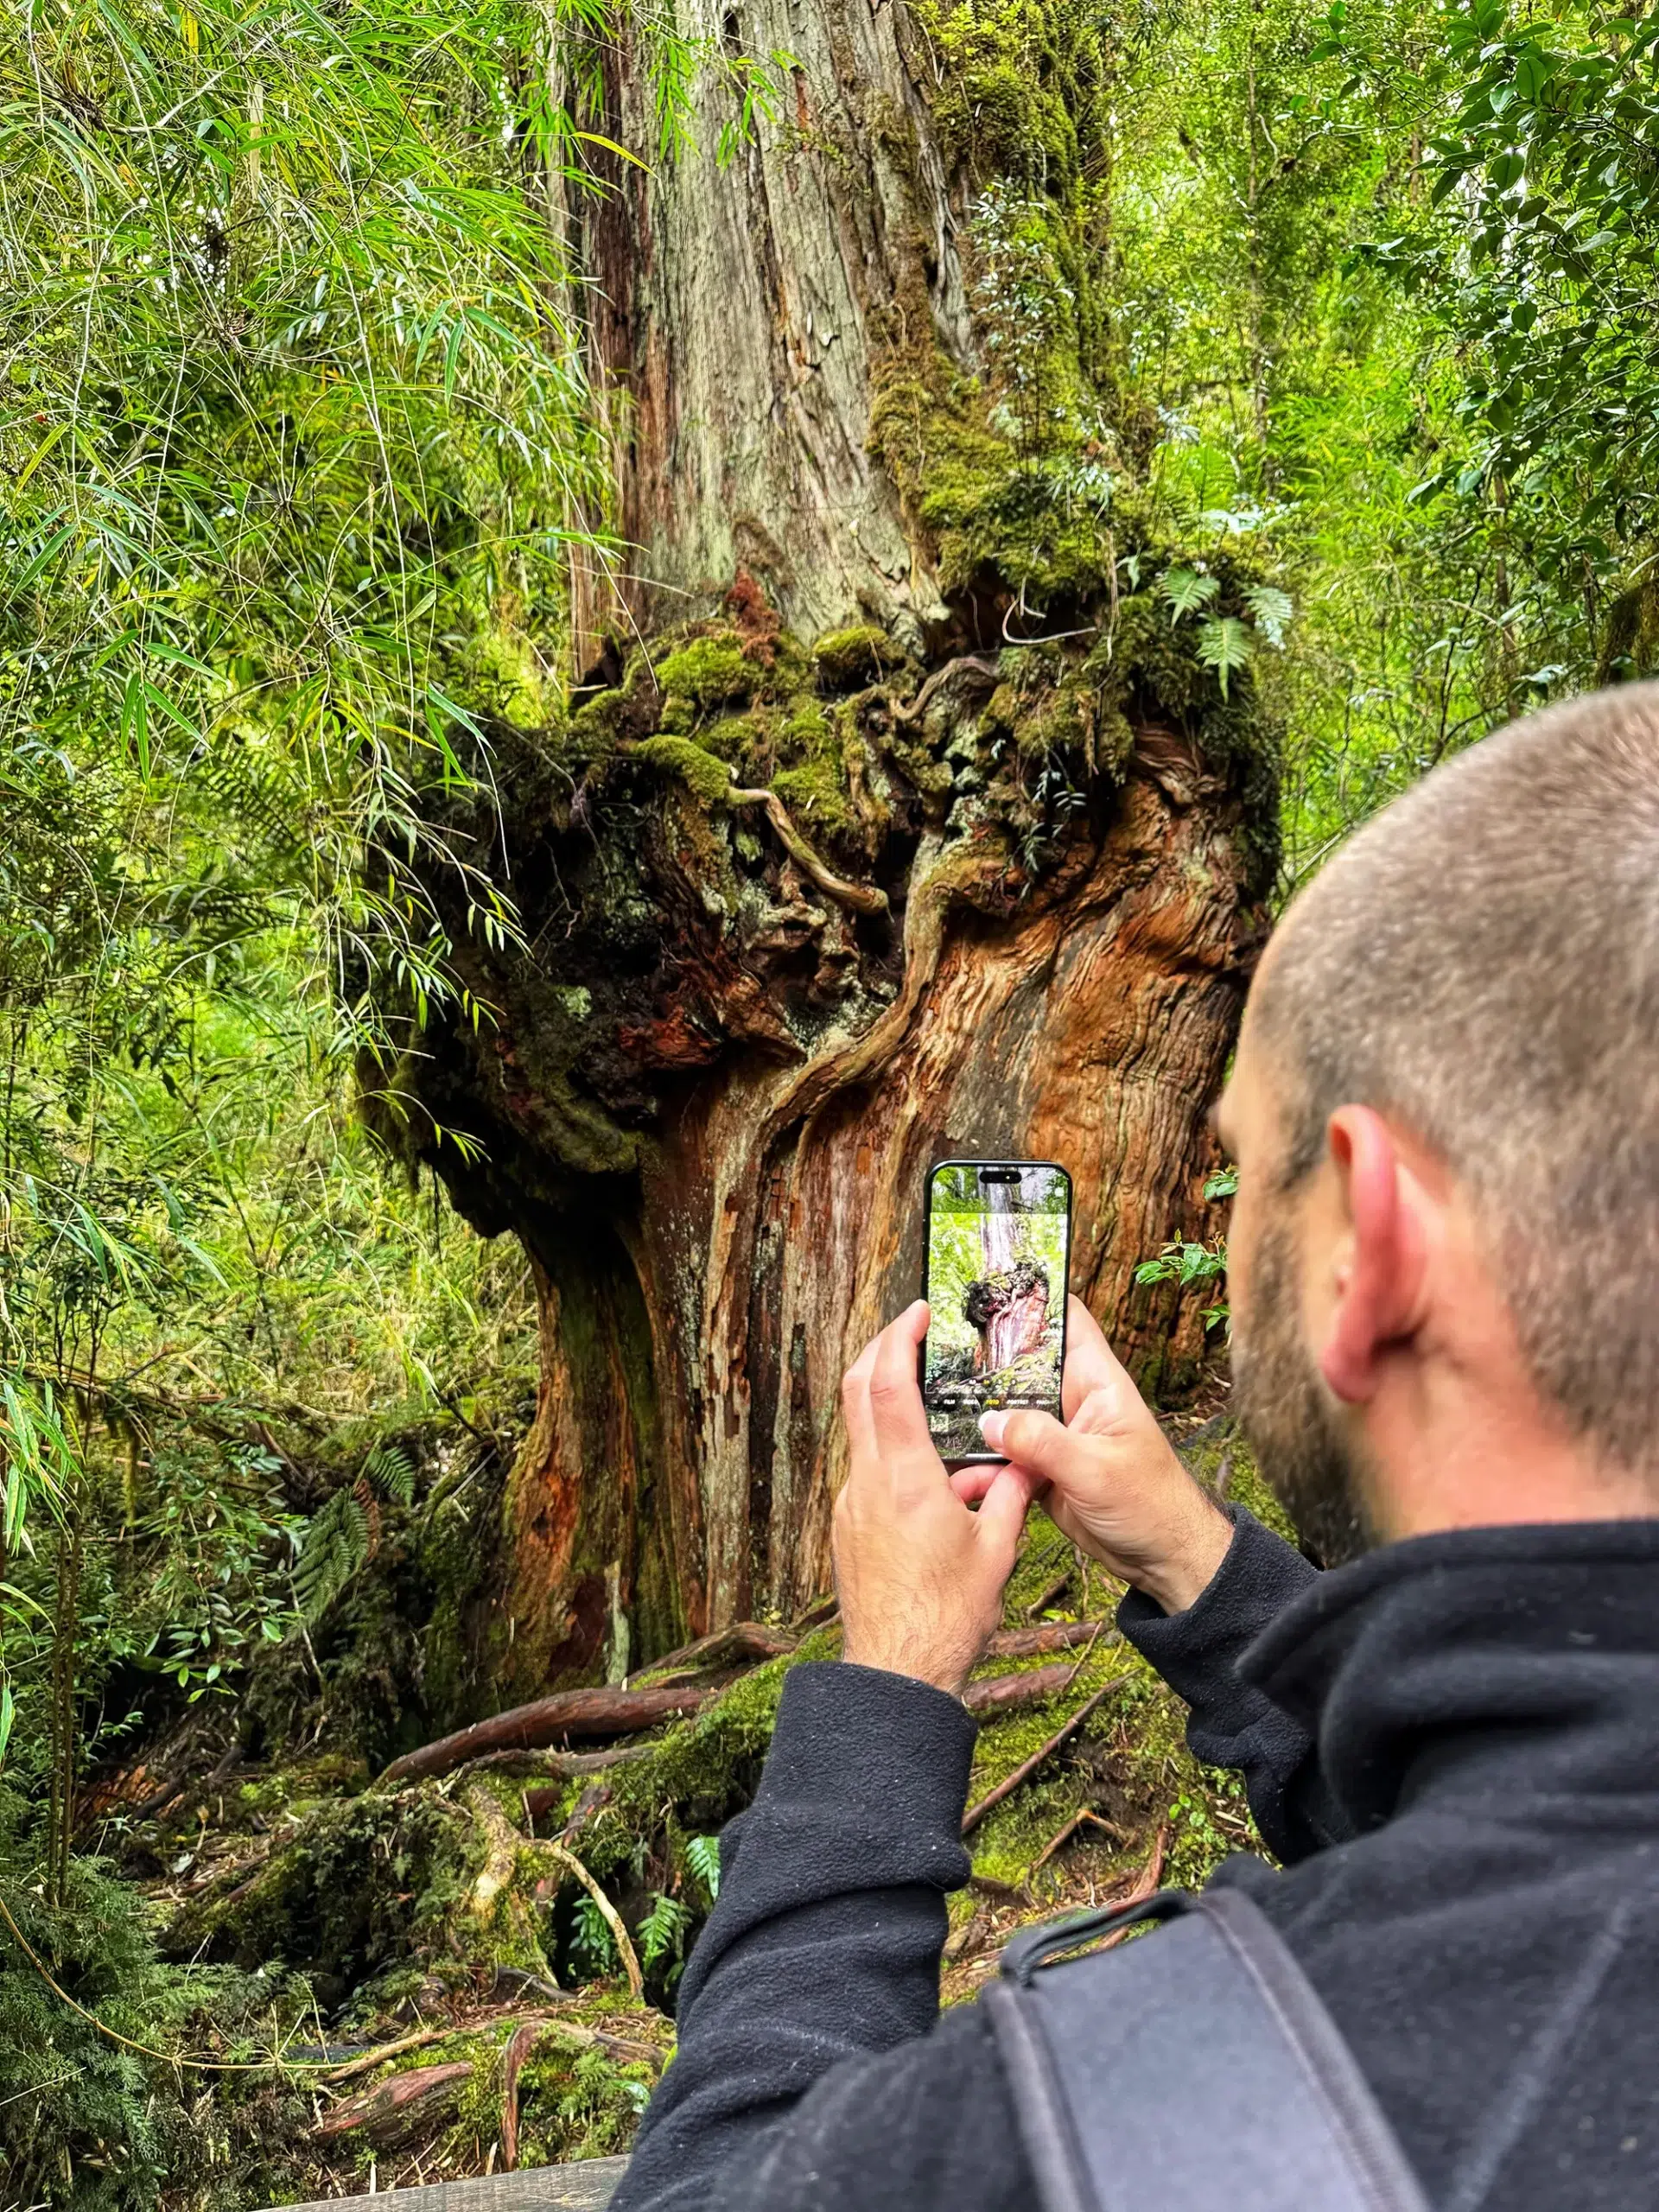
[922,1160,1072,1459]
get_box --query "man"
[611,688,1659,2210]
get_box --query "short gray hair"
[1254,683,1659,1478]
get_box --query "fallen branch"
[962,1675,1128,1835]
[500,2018,542,2171]
[318,2060,471,2142]
[381,1681,713,1787]
[324,2004,664,2088]
[984,1620,1113,1662]
[1023,1568,1075,1621]
[548,1841,645,2004]
[1097,1822,1169,1941]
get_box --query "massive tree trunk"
[372,0,1279,1694]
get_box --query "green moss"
[773,760,855,840]
[916,0,1107,193]
[653,637,754,714]
[632,735,737,807]
[811,625,892,688]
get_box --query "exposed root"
[727,783,889,914]
[546,1842,643,2003]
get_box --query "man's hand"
[835,1300,1039,1698]
[970,1297,1231,1615]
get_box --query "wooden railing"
[264,2156,627,2210]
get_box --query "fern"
[291,1489,371,1624]
[361,1440,416,1506]
[290,1441,416,1623]
[570,1893,618,1977]
[1158,566,1220,621]
[1243,584,1294,647]
[1196,617,1255,698]
[684,1834,721,1901]
[638,1892,693,1986]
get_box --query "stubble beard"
[1230,1218,1376,1569]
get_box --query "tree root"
[383,1681,718,1786]
[545,1842,643,2003]
[727,785,889,915]
[962,1675,1128,1834]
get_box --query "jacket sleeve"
[610,1661,1032,2212]
[1116,1503,1351,1859]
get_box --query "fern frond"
[1243,584,1294,647]
[292,1490,371,1624]
[1158,566,1220,621]
[362,1440,416,1506]
[1196,617,1254,697]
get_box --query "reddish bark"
[962,1662,1082,1717]
[380,1681,715,1786]
[318,2061,472,2144]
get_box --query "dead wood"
[500,2018,541,2171]
[1023,1569,1076,1620]
[323,2005,664,2088]
[962,1676,1128,1834]
[1027,1807,1126,1876]
[381,1681,714,1787]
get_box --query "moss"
[579,1628,841,1874]
[632,735,737,807]
[653,636,754,714]
[772,760,856,841]
[811,625,892,688]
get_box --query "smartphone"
[921,1159,1073,1463]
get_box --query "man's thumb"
[980,1406,1072,1478]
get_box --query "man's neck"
[1363,1359,1656,1541]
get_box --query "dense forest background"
[3,0,1657,2201]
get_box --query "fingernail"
[980,1411,1007,1450]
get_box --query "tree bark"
[372,0,1279,1690]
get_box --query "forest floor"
[76,1379,1285,2206]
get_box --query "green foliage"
[291,1443,416,1626]
[637,1891,694,1986]
[569,1892,619,1978]
[683,1833,721,1901]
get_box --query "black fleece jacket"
[612,1510,1659,2212]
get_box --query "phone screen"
[922,1160,1072,1459]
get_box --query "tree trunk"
[372,0,1280,1692]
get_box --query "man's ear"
[1319,1105,1430,1404]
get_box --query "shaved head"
[1249,683,1659,1482]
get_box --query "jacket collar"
[1238,1520,1659,1834]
